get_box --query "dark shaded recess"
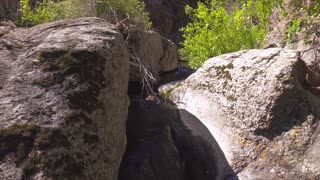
[254,59,314,139]
[128,66,195,99]
[170,109,218,180]
[119,99,238,180]
[128,81,146,98]
[119,99,185,180]
[170,108,238,180]
[159,66,195,85]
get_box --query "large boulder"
[128,30,179,82]
[0,17,129,179]
[128,30,163,82]
[160,38,179,72]
[170,48,320,178]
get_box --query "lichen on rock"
[171,48,320,178]
[0,17,129,179]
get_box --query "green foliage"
[96,0,151,29]
[20,0,63,26]
[288,0,320,17]
[179,0,281,68]
[284,0,320,43]
[19,0,151,29]
[285,18,302,43]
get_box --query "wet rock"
[170,48,320,178]
[0,17,129,179]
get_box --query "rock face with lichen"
[0,17,129,179]
[170,48,320,179]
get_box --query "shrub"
[20,0,64,26]
[19,0,151,29]
[179,0,281,68]
[284,0,320,43]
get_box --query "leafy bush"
[284,0,320,43]
[20,0,64,26]
[179,0,281,68]
[19,0,151,29]
[285,17,302,43]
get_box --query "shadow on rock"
[118,99,185,180]
[118,99,238,180]
[171,109,238,180]
[254,59,316,140]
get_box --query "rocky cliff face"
[0,17,129,179]
[169,48,320,179]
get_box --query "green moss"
[216,66,232,80]
[32,75,56,87]
[160,83,181,102]
[0,124,40,163]
[36,50,68,62]
[35,128,70,150]
[226,63,234,69]
[35,50,107,112]
[57,53,79,72]
[227,95,237,101]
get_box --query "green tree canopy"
[179,0,281,68]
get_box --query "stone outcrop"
[128,30,179,82]
[169,48,320,179]
[0,17,129,179]
[160,38,179,72]
[128,30,163,82]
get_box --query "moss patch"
[34,49,108,112]
[160,83,181,102]
[57,53,79,72]
[32,75,55,87]
[0,123,80,178]
[0,124,40,164]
